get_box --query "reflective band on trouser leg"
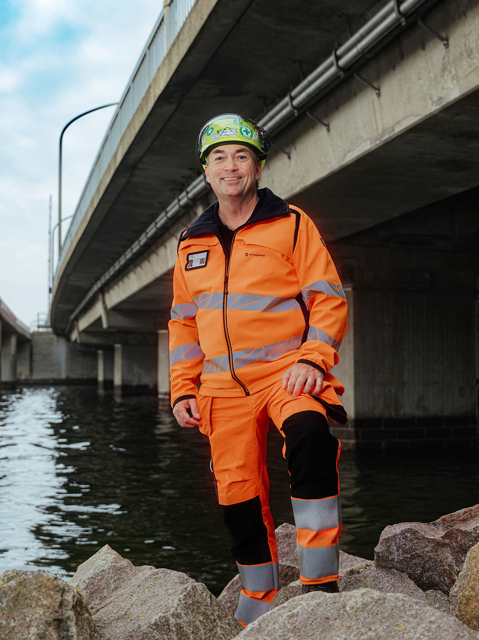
[292,495,341,584]
[235,561,279,625]
[235,592,272,626]
[238,561,279,592]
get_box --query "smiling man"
[169,114,348,627]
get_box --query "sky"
[0,0,162,327]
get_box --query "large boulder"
[71,545,241,640]
[451,541,479,630]
[339,564,426,601]
[375,505,479,594]
[237,589,479,639]
[271,563,424,609]
[0,569,100,640]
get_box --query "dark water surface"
[0,387,477,596]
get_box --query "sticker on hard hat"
[240,126,253,139]
[205,126,215,137]
[185,250,209,270]
[211,127,236,143]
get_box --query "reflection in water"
[0,386,477,596]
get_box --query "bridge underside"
[52,0,479,448]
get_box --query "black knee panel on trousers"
[221,496,272,565]
[282,410,340,500]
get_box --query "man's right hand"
[173,397,202,428]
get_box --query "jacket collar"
[178,188,290,243]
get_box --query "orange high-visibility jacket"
[169,188,348,423]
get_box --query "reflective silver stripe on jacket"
[307,326,341,352]
[170,342,204,366]
[202,335,302,374]
[193,292,300,313]
[297,542,339,580]
[292,495,341,532]
[235,592,272,625]
[237,561,279,593]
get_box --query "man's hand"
[282,363,324,397]
[173,397,202,428]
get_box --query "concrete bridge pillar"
[97,350,104,390]
[157,329,170,402]
[0,333,18,383]
[113,344,122,391]
[16,341,31,380]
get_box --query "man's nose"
[224,156,238,171]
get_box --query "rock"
[71,545,241,640]
[451,541,479,630]
[339,564,426,601]
[237,589,479,639]
[218,523,300,617]
[339,550,373,576]
[271,579,302,608]
[375,505,479,594]
[71,543,138,612]
[275,522,298,566]
[425,590,452,615]
[0,568,100,640]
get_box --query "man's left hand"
[282,363,324,397]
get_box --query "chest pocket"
[180,236,223,300]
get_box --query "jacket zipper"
[223,231,250,396]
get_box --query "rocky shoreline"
[1,505,478,639]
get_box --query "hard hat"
[196,113,271,168]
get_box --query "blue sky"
[0,0,162,326]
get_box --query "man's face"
[204,144,262,200]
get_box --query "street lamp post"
[58,103,118,258]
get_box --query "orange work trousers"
[197,380,342,627]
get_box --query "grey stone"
[339,565,426,601]
[271,579,302,609]
[71,545,241,640]
[237,589,479,639]
[451,541,479,630]
[375,504,479,594]
[0,568,100,640]
[425,590,452,615]
[339,550,373,576]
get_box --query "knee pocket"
[283,410,336,455]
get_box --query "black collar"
[178,188,290,244]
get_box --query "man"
[169,114,348,627]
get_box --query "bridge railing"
[55,0,197,284]
[0,297,30,336]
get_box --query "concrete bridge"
[50,0,479,449]
[0,297,31,385]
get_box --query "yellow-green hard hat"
[196,113,271,167]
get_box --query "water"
[0,387,477,596]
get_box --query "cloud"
[0,0,161,326]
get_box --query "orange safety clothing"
[196,384,341,626]
[169,188,347,626]
[169,188,348,424]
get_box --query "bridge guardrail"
[0,297,30,336]
[55,0,197,284]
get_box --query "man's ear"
[204,163,210,183]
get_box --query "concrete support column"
[16,340,31,380]
[157,329,170,402]
[3,334,18,383]
[113,344,122,390]
[97,350,104,390]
